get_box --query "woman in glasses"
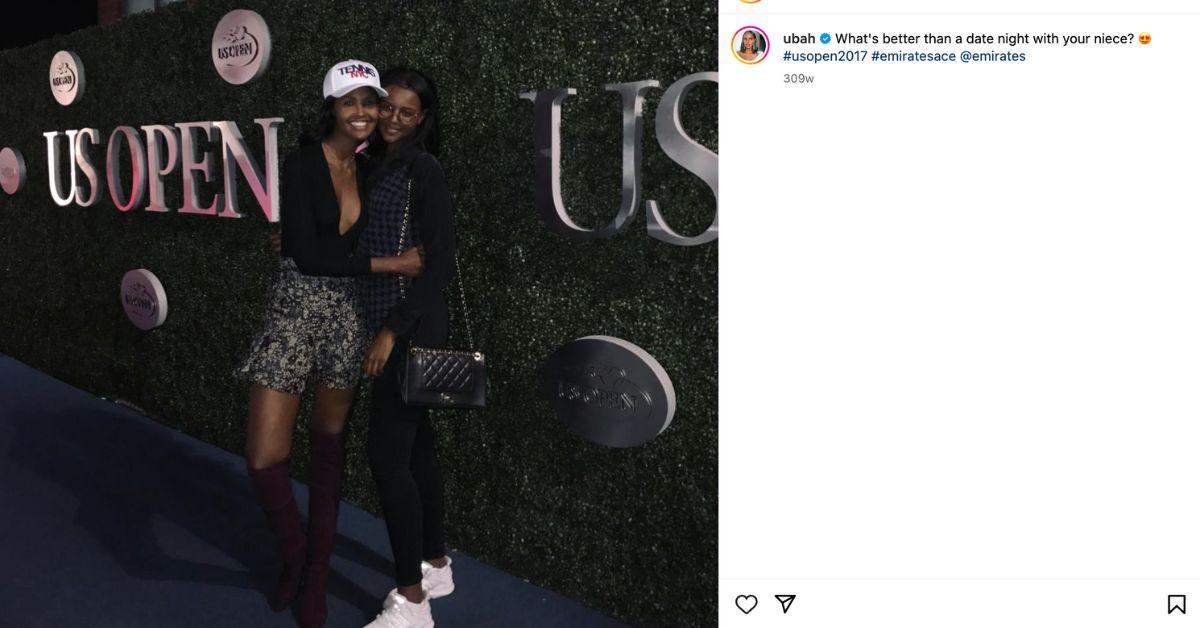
[359,67,458,628]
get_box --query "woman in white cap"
[234,59,422,628]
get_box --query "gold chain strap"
[454,253,474,348]
[397,173,475,348]
[396,178,412,296]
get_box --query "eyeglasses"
[379,103,423,123]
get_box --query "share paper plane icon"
[776,594,796,614]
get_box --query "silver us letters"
[521,72,718,247]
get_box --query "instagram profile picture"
[732,27,769,64]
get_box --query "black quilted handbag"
[393,178,487,409]
[401,346,486,409]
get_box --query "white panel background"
[720,3,1200,625]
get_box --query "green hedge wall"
[0,1,716,626]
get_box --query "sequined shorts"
[234,258,369,394]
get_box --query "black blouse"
[279,142,371,277]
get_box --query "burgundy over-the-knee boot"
[247,459,308,611]
[296,430,346,627]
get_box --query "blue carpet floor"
[0,356,627,627]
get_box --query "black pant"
[367,345,447,587]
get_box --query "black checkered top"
[357,165,418,332]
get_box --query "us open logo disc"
[49,50,85,106]
[120,269,168,330]
[212,9,271,85]
[0,148,26,195]
[541,336,676,448]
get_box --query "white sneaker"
[421,557,455,599]
[365,589,434,628]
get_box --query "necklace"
[321,142,355,173]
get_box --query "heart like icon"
[735,594,758,614]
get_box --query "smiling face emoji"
[1139,32,1151,45]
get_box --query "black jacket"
[379,153,457,348]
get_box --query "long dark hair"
[366,67,441,182]
[738,30,763,53]
[298,97,337,146]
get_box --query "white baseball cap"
[322,59,388,99]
